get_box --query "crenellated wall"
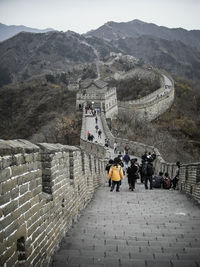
[0,139,107,266]
[118,72,175,122]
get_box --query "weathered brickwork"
[0,139,107,266]
[118,72,175,122]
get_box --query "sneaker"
[110,189,113,192]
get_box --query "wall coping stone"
[0,139,39,156]
[37,143,80,153]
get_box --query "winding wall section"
[118,70,175,122]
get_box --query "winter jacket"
[127,164,139,180]
[108,165,124,182]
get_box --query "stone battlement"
[0,139,107,266]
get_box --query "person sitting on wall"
[163,172,171,189]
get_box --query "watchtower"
[76,79,118,119]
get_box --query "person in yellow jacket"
[108,157,124,192]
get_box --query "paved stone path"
[51,178,200,267]
[50,115,200,267]
[85,114,106,147]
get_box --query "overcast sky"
[0,0,199,33]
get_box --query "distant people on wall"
[95,125,99,133]
[123,152,130,171]
[114,142,118,154]
[124,143,130,154]
[98,129,102,138]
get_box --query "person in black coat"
[127,159,139,191]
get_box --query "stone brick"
[15,223,27,240]
[3,220,18,239]
[0,167,12,182]
[0,214,12,231]
[5,251,18,267]
[29,179,37,190]
[18,191,32,207]
[19,183,29,195]
[24,153,34,163]
[0,191,10,206]
[2,200,18,217]
[2,156,13,169]
[2,177,18,194]
[12,154,25,166]
[0,244,16,266]
[10,186,19,199]
[11,164,28,177]
[27,220,40,238]
[12,202,31,220]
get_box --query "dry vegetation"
[0,77,82,145]
[109,75,160,101]
[112,77,200,163]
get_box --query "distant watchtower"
[76,79,118,119]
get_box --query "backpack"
[141,162,148,176]
[152,175,162,188]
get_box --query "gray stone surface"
[50,178,200,267]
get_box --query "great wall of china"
[0,68,200,266]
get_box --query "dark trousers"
[128,177,136,190]
[145,176,153,189]
[172,177,179,189]
[111,180,120,191]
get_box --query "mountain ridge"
[0,22,55,42]
[86,19,200,52]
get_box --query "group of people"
[87,116,102,142]
[106,146,180,192]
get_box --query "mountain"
[115,35,200,79]
[0,22,54,42]
[0,31,97,85]
[86,19,200,80]
[86,19,200,52]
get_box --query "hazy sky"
[0,0,199,33]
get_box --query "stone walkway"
[85,114,106,147]
[50,178,200,267]
[50,115,200,267]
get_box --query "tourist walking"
[108,157,124,192]
[95,125,99,133]
[106,159,114,187]
[144,158,154,190]
[114,142,118,154]
[124,143,130,154]
[98,129,102,138]
[123,152,130,171]
[127,158,139,191]
[95,116,98,124]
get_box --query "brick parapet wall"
[0,139,107,266]
[118,71,175,122]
